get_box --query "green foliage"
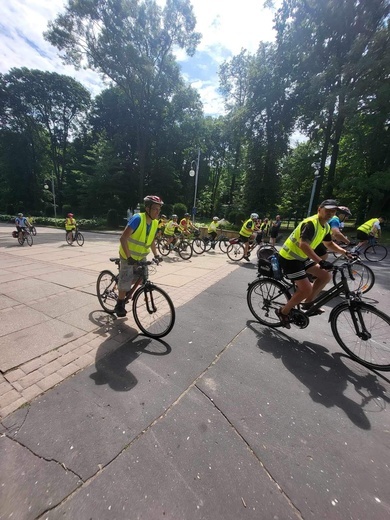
[62,204,72,217]
[173,203,188,218]
[107,209,119,228]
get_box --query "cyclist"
[207,216,220,249]
[240,213,259,261]
[15,213,31,241]
[276,200,350,328]
[356,217,385,252]
[328,206,352,245]
[65,213,77,243]
[114,195,164,317]
[179,212,196,237]
[256,218,270,244]
[157,214,168,238]
[164,214,180,249]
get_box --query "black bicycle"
[96,258,175,338]
[66,227,84,246]
[247,263,390,371]
[13,228,33,246]
[157,233,193,260]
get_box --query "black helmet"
[338,206,352,216]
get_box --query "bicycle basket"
[257,246,275,260]
[258,258,273,277]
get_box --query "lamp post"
[307,163,321,217]
[188,148,200,224]
[44,173,57,219]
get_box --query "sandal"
[275,308,291,329]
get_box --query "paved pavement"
[0,222,390,519]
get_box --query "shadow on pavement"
[247,320,390,431]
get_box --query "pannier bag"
[258,258,273,277]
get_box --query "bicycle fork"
[144,287,157,314]
[348,303,372,340]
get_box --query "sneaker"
[275,308,291,329]
[114,301,127,317]
[243,255,250,262]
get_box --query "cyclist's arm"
[331,227,350,245]
[324,240,348,256]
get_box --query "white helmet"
[250,213,259,219]
[213,216,219,221]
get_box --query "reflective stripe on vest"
[357,218,378,234]
[65,218,76,231]
[119,213,158,261]
[240,218,254,237]
[164,221,177,236]
[279,215,330,261]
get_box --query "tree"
[45,0,201,200]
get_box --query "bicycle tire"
[227,243,245,261]
[132,284,175,338]
[18,235,24,246]
[247,278,291,327]
[76,232,84,246]
[203,239,213,252]
[26,233,33,246]
[96,270,119,313]
[31,226,37,236]
[192,238,205,254]
[330,302,390,370]
[66,232,73,245]
[177,240,193,260]
[363,244,387,262]
[332,261,375,294]
[158,238,170,256]
[218,238,229,253]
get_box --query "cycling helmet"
[18,212,23,217]
[184,212,190,217]
[144,195,164,206]
[68,213,74,217]
[171,214,178,218]
[213,216,219,221]
[161,214,167,219]
[337,206,352,216]
[250,213,259,219]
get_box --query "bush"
[6,204,15,215]
[62,204,72,217]
[173,203,188,218]
[107,209,119,228]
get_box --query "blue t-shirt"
[328,216,340,230]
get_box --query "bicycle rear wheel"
[177,240,193,260]
[227,243,245,261]
[203,239,213,252]
[31,226,37,236]
[247,278,291,327]
[66,232,73,245]
[18,235,24,245]
[132,285,175,338]
[331,302,390,370]
[192,238,205,254]
[26,233,33,246]
[96,270,118,313]
[364,244,387,262]
[76,232,84,246]
[332,261,375,294]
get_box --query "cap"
[319,199,338,209]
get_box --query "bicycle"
[247,262,390,371]
[157,233,193,260]
[202,228,231,253]
[96,258,175,338]
[226,236,264,261]
[12,228,33,246]
[66,227,84,246]
[355,237,387,263]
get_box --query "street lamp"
[307,163,321,217]
[188,148,200,224]
[44,173,57,219]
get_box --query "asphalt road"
[0,223,389,520]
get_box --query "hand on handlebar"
[153,255,163,265]
[319,259,334,271]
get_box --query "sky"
[0,0,280,116]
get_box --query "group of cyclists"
[14,212,78,244]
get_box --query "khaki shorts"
[118,258,138,292]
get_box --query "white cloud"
[0,0,280,113]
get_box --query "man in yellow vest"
[115,195,163,317]
[65,213,77,243]
[356,217,385,251]
[276,200,349,328]
[240,213,259,261]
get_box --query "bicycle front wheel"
[132,285,175,338]
[364,244,387,262]
[331,302,390,370]
[31,226,37,236]
[247,278,291,327]
[332,261,375,294]
[26,233,33,246]
[227,243,245,261]
[76,232,84,246]
[66,232,73,245]
[218,238,229,253]
[158,237,170,256]
[18,235,24,245]
[96,270,118,313]
[192,238,205,254]
[177,240,193,260]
